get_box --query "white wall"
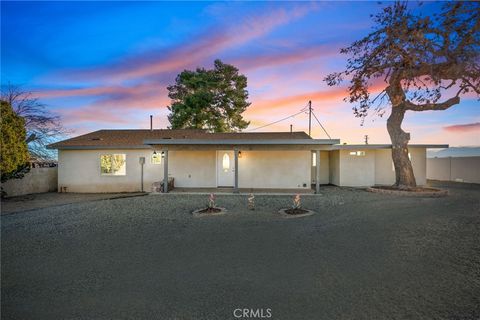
[375,149,395,185]
[2,167,58,197]
[329,148,427,187]
[374,148,426,186]
[411,148,427,185]
[311,151,330,184]
[58,149,311,192]
[329,151,340,186]
[170,151,216,187]
[338,149,376,187]
[238,150,311,189]
[59,149,163,193]
[427,156,480,183]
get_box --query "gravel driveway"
[1,182,479,319]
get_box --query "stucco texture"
[329,148,426,187]
[58,149,312,192]
[2,167,58,197]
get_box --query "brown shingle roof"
[48,129,312,149]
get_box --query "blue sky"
[1,1,478,146]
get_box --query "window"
[151,152,162,164]
[349,151,366,156]
[222,153,230,172]
[100,154,126,175]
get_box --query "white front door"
[217,150,235,187]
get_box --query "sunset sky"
[1,1,478,146]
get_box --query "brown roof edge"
[47,129,314,149]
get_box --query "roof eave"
[330,144,449,150]
[143,138,340,145]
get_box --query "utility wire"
[311,109,332,139]
[245,106,308,132]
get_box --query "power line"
[311,109,332,139]
[245,106,308,132]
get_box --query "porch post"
[163,149,169,193]
[315,150,320,194]
[234,148,239,193]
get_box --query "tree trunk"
[387,104,417,188]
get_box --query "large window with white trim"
[100,154,126,175]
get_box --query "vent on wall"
[90,137,103,141]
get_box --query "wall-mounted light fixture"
[238,151,243,158]
[312,152,317,167]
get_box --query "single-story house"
[47,129,447,193]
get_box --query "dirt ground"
[1,181,479,319]
[1,192,146,215]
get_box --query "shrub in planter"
[192,193,226,216]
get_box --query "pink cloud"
[231,44,340,71]
[58,3,317,83]
[443,122,480,133]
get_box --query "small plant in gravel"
[285,194,309,215]
[293,194,301,209]
[248,193,255,210]
[196,193,222,214]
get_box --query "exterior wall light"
[312,152,317,167]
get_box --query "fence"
[2,167,58,197]
[427,156,480,184]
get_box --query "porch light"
[312,152,317,167]
[222,153,230,172]
[161,151,165,158]
[238,151,242,158]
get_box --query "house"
[47,129,447,193]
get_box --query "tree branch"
[405,96,460,111]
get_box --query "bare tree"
[325,2,479,188]
[1,84,68,160]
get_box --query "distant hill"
[427,147,480,158]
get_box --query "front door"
[217,150,235,187]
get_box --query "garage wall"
[338,149,376,187]
[410,148,427,185]
[375,149,395,185]
[346,148,426,187]
[238,150,311,189]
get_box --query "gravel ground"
[1,182,479,319]
[1,192,146,215]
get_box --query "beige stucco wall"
[238,150,311,189]
[310,151,330,184]
[374,149,396,185]
[2,167,58,197]
[338,149,376,187]
[328,147,427,187]
[58,149,312,192]
[329,150,340,186]
[170,151,216,187]
[427,156,480,183]
[59,149,162,192]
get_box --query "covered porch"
[143,138,339,194]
